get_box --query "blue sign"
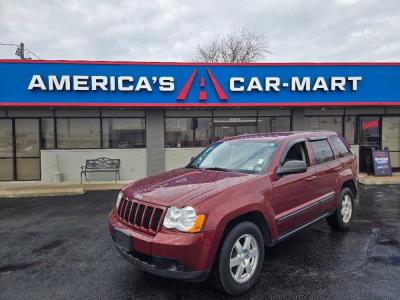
[0,60,400,107]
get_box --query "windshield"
[189,139,279,174]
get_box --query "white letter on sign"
[247,77,263,92]
[73,75,89,91]
[312,77,329,91]
[135,77,152,92]
[291,77,310,91]
[28,75,47,90]
[117,76,134,91]
[48,75,71,91]
[265,77,280,91]
[347,76,362,91]
[230,77,244,91]
[91,76,108,91]
[159,77,174,91]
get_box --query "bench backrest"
[85,157,120,169]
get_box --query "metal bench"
[80,157,120,183]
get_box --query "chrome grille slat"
[117,199,164,234]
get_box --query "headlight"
[116,191,123,209]
[163,206,206,233]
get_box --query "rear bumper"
[108,209,214,281]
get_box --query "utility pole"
[15,42,25,59]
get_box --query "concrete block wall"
[41,149,146,182]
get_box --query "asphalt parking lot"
[1,185,399,299]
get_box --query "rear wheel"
[327,187,354,230]
[212,221,264,295]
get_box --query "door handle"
[306,175,316,181]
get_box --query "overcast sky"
[1,0,399,62]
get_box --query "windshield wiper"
[202,167,229,172]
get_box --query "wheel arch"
[341,179,357,198]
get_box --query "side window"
[283,142,309,166]
[310,140,334,164]
[330,136,351,157]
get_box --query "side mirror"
[190,156,196,163]
[277,160,307,176]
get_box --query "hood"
[122,168,255,207]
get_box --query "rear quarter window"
[310,139,334,164]
[329,136,351,157]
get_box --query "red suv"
[108,131,357,295]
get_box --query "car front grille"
[117,198,165,234]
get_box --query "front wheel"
[327,187,354,230]
[212,221,264,295]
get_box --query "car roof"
[220,131,339,142]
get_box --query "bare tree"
[195,27,270,63]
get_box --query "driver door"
[271,141,318,235]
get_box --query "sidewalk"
[358,173,400,185]
[1,173,400,198]
[0,181,130,198]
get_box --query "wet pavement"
[0,185,399,299]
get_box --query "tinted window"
[103,118,145,148]
[165,117,212,147]
[57,118,101,148]
[310,140,334,164]
[330,136,351,157]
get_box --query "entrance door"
[382,117,400,170]
[0,119,14,180]
[359,116,380,173]
[15,119,41,180]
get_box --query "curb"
[0,187,86,198]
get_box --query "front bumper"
[114,244,209,281]
[108,209,214,281]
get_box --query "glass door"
[15,119,41,180]
[358,116,380,173]
[382,117,400,170]
[0,119,14,180]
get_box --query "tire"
[327,187,354,231]
[212,221,264,296]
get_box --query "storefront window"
[344,116,356,144]
[41,118,55,149]
[305,116,343,134]
[382,117,400,168]
[0,119,13,180]
[165,118,212,147]
[213,117,257,141]
[57,118,101,148]
[103,118,145,148]
[359,116,380,147]
[258,116,291,133]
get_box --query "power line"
[26,48,42,59]
[0,42,19,47]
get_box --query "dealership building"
[0,60,399,182]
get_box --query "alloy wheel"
[341,194,352,223]
[229,233,259,283]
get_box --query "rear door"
[308,137,341,213]
[271,140,318,235]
